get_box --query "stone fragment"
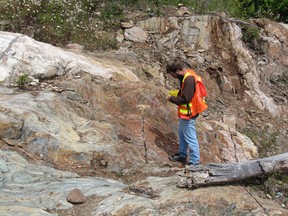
[120,22,134,29]
[66,188,86,204]
[116,32,125,43]
[124,27,148,43]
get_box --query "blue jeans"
[178,117,200,165]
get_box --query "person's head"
[166,57,185,78]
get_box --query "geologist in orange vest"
[166,57,208,165]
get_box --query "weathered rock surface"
[124,26,148,42]
[0,79,258,172]
[0,150,125,215]
[1,149,287,216]
[0,31,138,84]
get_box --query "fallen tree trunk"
[177,153,288,188]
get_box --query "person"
[166,57,206,165]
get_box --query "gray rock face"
[0,149,126,215]
[1,149,287,216]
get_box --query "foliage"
[238,0,288,23]
[241,25,260,47]
[250,171,288,208]
[17,73,29,89]
[0,0,287,51]
[99,2,124,30]
[0,0,121,49]
[245,171,288,207]
[263,172,288,195]
[240,128,279,157]
[75,31,119,51]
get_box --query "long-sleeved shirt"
[168,75,195,105]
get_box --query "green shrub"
[17,74,29,89]
[0,0,112,49]
[241,25,260,44]
[238,0,288,23]
[100,3,124,30]
[259,172,288,200]
[73,30,119,51]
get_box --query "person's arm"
[168,76,195,105]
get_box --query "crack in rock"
[0,35,21,60]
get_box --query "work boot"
[186,162,200,165]
[169,153,187,163]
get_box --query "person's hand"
[169,90,179,97]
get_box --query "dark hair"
[166,57,184,73]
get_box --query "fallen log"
[177,153,288,188]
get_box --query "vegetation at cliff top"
[0,0,287,50]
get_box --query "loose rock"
[66,188,87,204]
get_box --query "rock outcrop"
[0,30,261,172]
[0,14,287,215]
[1,149,287,215]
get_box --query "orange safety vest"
[178,69,208,119]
